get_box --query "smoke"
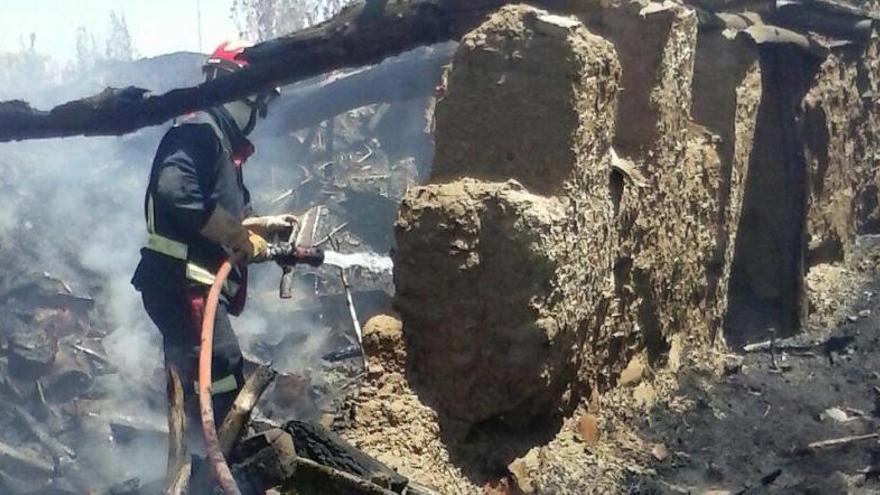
[0,26,443,489]
[0,132,169,485]
[0,55,338,488]
[233,271,330,373]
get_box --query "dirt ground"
[628,238,880,494]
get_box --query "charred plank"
[284,420,408,492]
[288,457,398,495]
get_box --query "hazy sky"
[1,0,241,61]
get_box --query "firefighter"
[131,40,289,426]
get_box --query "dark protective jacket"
[131,107,253,310]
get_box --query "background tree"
[231,0,352,41]
[74,26,100,72]
[0,32,54,101]
[105,11,136,62]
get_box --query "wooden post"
[218,366,277,454]
[163,366,190,495]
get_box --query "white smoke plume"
[0,54,335,489]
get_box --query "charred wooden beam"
[265,43,454,135]
[0,440,53,477]
[10,403,75,462]
[769,3,874,42]
[738,25,830,58]
[0,0,524,143]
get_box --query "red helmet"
[203,40,280,119]
[203,40,253,80]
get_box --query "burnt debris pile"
[0,267,166,493]
[0,47,437,494]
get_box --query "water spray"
[293,208,392,366]
[321,250,393,273]
[318,248,394,365]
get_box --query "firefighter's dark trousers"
[141,287,244,429]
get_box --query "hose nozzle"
[267,243,324,267]
[292,245,324,267]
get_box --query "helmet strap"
[241,99,260,135]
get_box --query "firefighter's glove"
[242,214,299,238]
[247,231,270,263]
[201,206,269,263]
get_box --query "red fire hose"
[198,253,243,495]
[196,245,322,494]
